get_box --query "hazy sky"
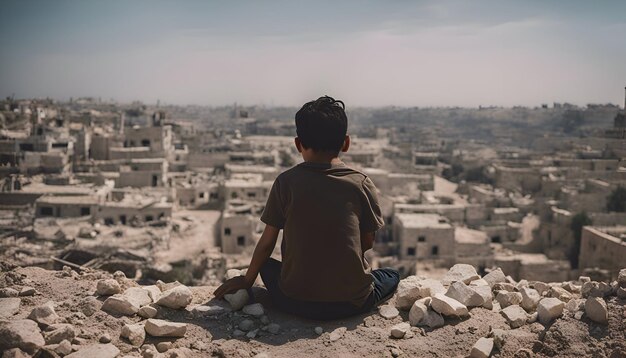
[1,0,625,107]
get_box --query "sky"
[1,0,625,107]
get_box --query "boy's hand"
[213,276,252,299]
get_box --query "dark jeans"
[259,258,400,320]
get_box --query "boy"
[214,96,399,320]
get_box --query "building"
[392,213,455,265]
[578,226,626,278]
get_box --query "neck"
[303,152,342,165]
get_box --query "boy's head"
[295,96,348,155]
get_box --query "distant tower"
[614,86,626,129]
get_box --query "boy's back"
[261,160,384,306]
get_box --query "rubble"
[482,268,506,288]
[242,303,265,317]
[156,285,192,309]
[0,319,45,354]
[445,281,484,307]
[224,289,250,310]
[537,297,565,324]
[65,343,120,358]
[121,322,146,346]
[379,304,400,319]
[0,297,21,318]
[501,305,528,328]
[394,277,445,310]
[43,323,76,344]
[442,264,480,285]
[469,337,494,358]
[390,322,411,339]
[95,279,121,296]
[27,301,59,327]
[144,319,187,337]
[101,295,139,316]
[495,291,522,308]
[584,297,609,324]
[519,287,541,312]
[329,327,346,342]
[431,293,469,317]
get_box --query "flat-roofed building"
[392,213,455,265]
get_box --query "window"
[119,215,127,225]
[418,236,426,242]
[491,236,501,243]
[152,175,158,187]
[247,192,256,198]
[407,247,416,256]
[237,236,246,246]
[141,139,150,147]
[231,192,238,199]
[40,207,53,216]
[104,217,114,225]
[431,246,439,256]
[224,228,231,235]
[210,192,218,200]
[80,207,91,216]
[145,215,154,222]
[199,192,205,199]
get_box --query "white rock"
[528,312,538,323]
[379,305,399,319]
[101,295,138,316]
[44,323,76,345]
[27,301,59,327]
[520,287,541,312]
[191,304,229,317]
[121,323,145,346]
[549,286,572,302]
[242,303,265,317]
[315,327,323,335]
[470,337,494,358]
[421,308,445,328]
[95,279,121,296]
[141,285,162,302]
[0,319,45,354]
[446,281,484,307]
[329,327,346,342]
[537,297,565,324]
[123,287,152,308]
[390,322,411,339]
[65,343,120,358]
[471,285,493,309]
[495,291,522,308]
[224,289,249,311]
[565,298,584,312]
[501,305,528,328]
[395,277,445,310]
[225,269,243,280]
[574,311,584,320]
[409,298,430,326]
[138,305,158,318]
[431,293,468,317]
[144,319,187,337]
[443,264,480,285]
[584,297,608,324]
[533,281,551,296]
[0,297,21,318]
[483,268,506,287]
[469,279,489,287]
[156,285,192,309]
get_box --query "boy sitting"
[214,96,400,320]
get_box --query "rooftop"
[394,213,452,229]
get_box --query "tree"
[607,186,626,212]
[569,212,592,269]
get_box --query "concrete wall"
[579,226,626,276]
[220,214,256,254]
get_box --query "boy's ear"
[294,137,303,153]
[341,135,350,152]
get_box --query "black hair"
[295,95,348,153]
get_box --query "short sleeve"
[359,177,385,233]
[261,178,286,229]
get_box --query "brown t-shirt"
[260,161,384,306]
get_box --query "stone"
[520,287,541,312]
[395,277,445,310]
[431,293,468,317]
[56,339,72,356]
[141,343,159,358]
[19,287,36,296]
[443,264,480,285]
[144,319,187,337]
[483,268,506,287]
[99,333,111,343]
[329,327,346,342]
[0,319,45,354]
[28,301,59,327]
[549,286,573,302]
[113,270,126,280]
[516,280,529,289]
[156,285,192,309]
[232,329,245,338]
[156,280,181,292]
[562,282,581,294]
[44,323,76,344]
[141,285,162,303]
[156,341,172,353]
[533,281,550,296]
[537,297,565,324]
[501,305,528,328]
[0,288,19,297]
[574,311,584,320]
[80,296,101,317]
[242,303,264,317]
[267,323,280,334]
[260,315,270,324]
[420,308,445,328]
[446,281,484,307]
[224,289,249,311]
[246,328,259,339]
[505,275,516,285]
[65,343,120,358]
[493,283,515,292]
[138,305,158,319]
[101,295,138,316]
[495,291,522,308]
[95,279,121,296]
[617,287,626,299]
[379,305,399,319]
[579,276,591,283]
[238,319,255,331]
[565,298,584,312]
[0,298,21,318]
[225,269,243,280]
[469,279,489,287]
[618,268,626,288]
[470,337,494,358]
[528,312,538,323]
[390,322,411,339]
[584,297,608,324]
[121,323,145,346]
[582,281,612,298]
[123,287,152,308]
[315,327,323,335]
[409,298,430,326]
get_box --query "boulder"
[390,322,411,339]
[495,291,522,308]
[0,298,21,318]
[420,308,445,328]
[409,298,430,326]
[395,277,445,310]
[584,297,608,325]
[95,279,121,296]
[379,304,399,319]
[156,280,181,292]
[224,289,249,311]
[121,323,145,346]
[27,301,59,327]
[101,295,138,316]
[329,327,346,342]
[65,343,120,358]
[520,287,541,312]
[445,281,484,307]
[44,323,76,344]
[431,293,469,317]
[123,287,152,308]
[315,327,323,335]
[144,319,187,337]
[483,268,506,287]
[0,319,45,354]
[267,323,280,334]
[242,303,264,317]
[501,305,528,328]
[537,297,565,324]
[155,285,192,310]
[138,305,158,319]
[443,264,480,285]
[470,337,494,358]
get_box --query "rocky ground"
[1,261,625,358]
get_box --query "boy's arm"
[214,224,280,298]
[361,231,375,255]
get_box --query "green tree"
[606,186,626,212]
[569,212,592,269]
